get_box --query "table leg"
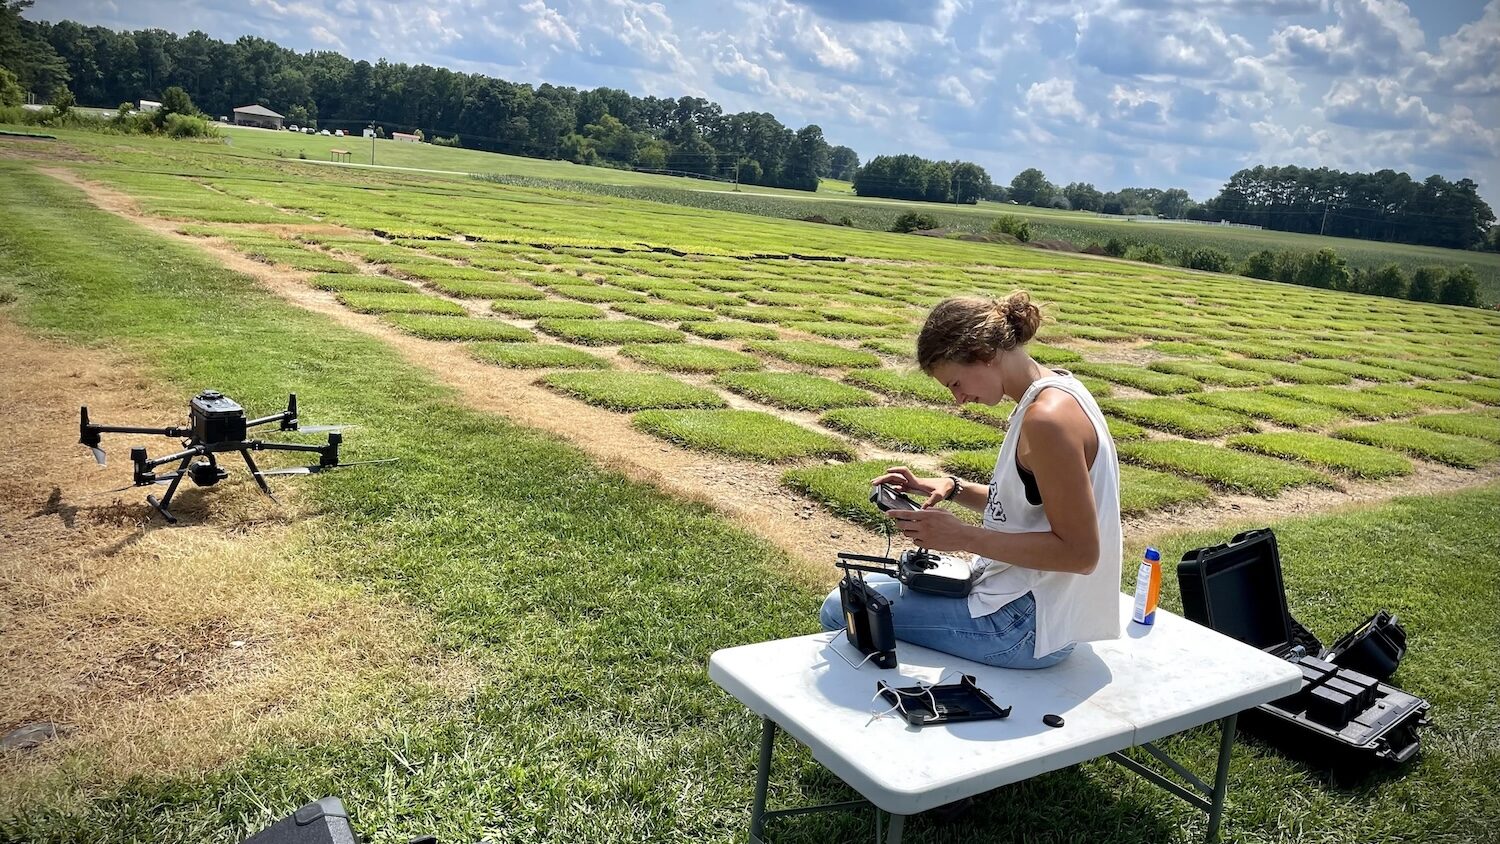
[1205,713,1238,844]
[749,717,776,843]
[883,812,905,844]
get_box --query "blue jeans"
[820,576,1075,669]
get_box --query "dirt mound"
[799,214,833,225]
[1081,244,1109,256]
[1026,238,1083,253]
[912,228,1023,245]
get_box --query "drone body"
[80,390,390,523]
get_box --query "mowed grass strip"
[336,291,466,315]
[634,409,854,461]
[680,320,778,341]
[1071,363,1201,395]
[308,273,413,293]
[1099,398,1253,438]
[1118,440,1332,496]
[821,407,1004,452]
[468,342,610,369]
[491,299,605,319]
[1221,358,1354,384]
[1299,358,1413,383]
[1118,463,1214,516]
[537,318,686,345]
[540,372,725,411]
[942,449,999,482]
[1424,380,1500,406]
[546,283,647,304]
[424,278,552,299]
[1335,423,1500,468]
[1028,343,1084,364]
[1227,432,1413,479]
[862,338,917,359]
[620,343,761,373]
[1266,385,1421,420]
[1189,390,1347,428]
[844,368,952,404]
[380,314,533,342]
[715,371,878,410]
[782,459,906,531]
[1411,411,1500,444]
[613,302,717,323]
[1364,384,1474,409]
[1149,360,1274,388]
[743,340,881,368]
[787,320,900,340]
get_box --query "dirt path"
[39,167,1500,583]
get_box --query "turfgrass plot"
[536,318,686,345]
[1220,358,1355,385]
[680,320,778,341]
[715,371,878,411]
[1424,380,1500,406]
[634,409,854,461]
[336,291,466,315]
[821,407,1005,452]
[307,274,414,293]
[491,300,606,319]
[540,371,725,411]
[1411,411,1500,444]
[781,459,907,530]
[1266,385,1421,420]
[380,314,534,342]
[620,343,761,373]
[1335,423,1500,469]
[844,368,953,404]
[1118,464,1214,515]
[468,343,610,369]
[1118,440,1332,495]
[612,302,717,322]
[743,340,881,369]
[1188,390,1348,429]
[1149,360,1274,388]
[426,278,549,299]
[546,283,647,304]
[1071,363,1201,395]
[1227,432,1413,479]
[1099,398,1253,438]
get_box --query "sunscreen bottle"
[1132,547,1162,625]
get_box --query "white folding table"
[709,595,1302,844]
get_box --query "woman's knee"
[819,588,843,631]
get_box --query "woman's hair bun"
[1000,290,1041,345]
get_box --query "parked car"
[302,127,313,134]
[288,124,300,132]
[334,129,345,137]
[319,129,331,135]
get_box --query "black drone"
[80,390,392,523]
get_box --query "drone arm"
[139,445,205,470]
[246,392,298,428]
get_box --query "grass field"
[2,128,1500,844]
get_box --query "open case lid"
[1178,528,1295,653]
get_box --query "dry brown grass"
[0,319,478,809]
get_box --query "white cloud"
[1322,77,1431,129]
[1416,0,1500,95]
[1024,77,1092,125]
[1269,0,1425,74]
[521,0,581,49]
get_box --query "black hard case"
[1176,529,1430,776]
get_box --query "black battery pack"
[1177,528,1430,779]
[840,573,897,669]
[190,389,247,444]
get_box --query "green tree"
[48,82,73,115]
[1008,168,1054,207]
[891,211,939,233]
[0,0,69,98]
[636,138,668,170]
[0,64,20,106]
[1296,249,1350,290]
[1361,264,1407,298]
[1438,266,1478,307]
[1242,250,1277,280]
[1407,266,1441,302]
[1063,181,1102,212]
[1153,188,1192,218]
[159,84,194,116]
[828,145,859,181]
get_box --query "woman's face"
[929,356,1008,406]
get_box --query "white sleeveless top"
[965,370,1123,658]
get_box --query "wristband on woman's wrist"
[944,475,963,501]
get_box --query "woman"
[819,291,1122,669]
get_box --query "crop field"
[3,129,1500,843]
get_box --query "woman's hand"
[888,509,974,552]
[871,466,953,508]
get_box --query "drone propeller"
[94,474,179,494]
[293,424,354,434]
[88,445,108,467]
[255,458,397,477]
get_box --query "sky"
[29,0,1500,200]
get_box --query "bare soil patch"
[0,318,474,807]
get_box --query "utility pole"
[1320,204,1330,236]
[369,124,376,166]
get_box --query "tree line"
[1,3,859,192]
[1199,165,1495,251]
